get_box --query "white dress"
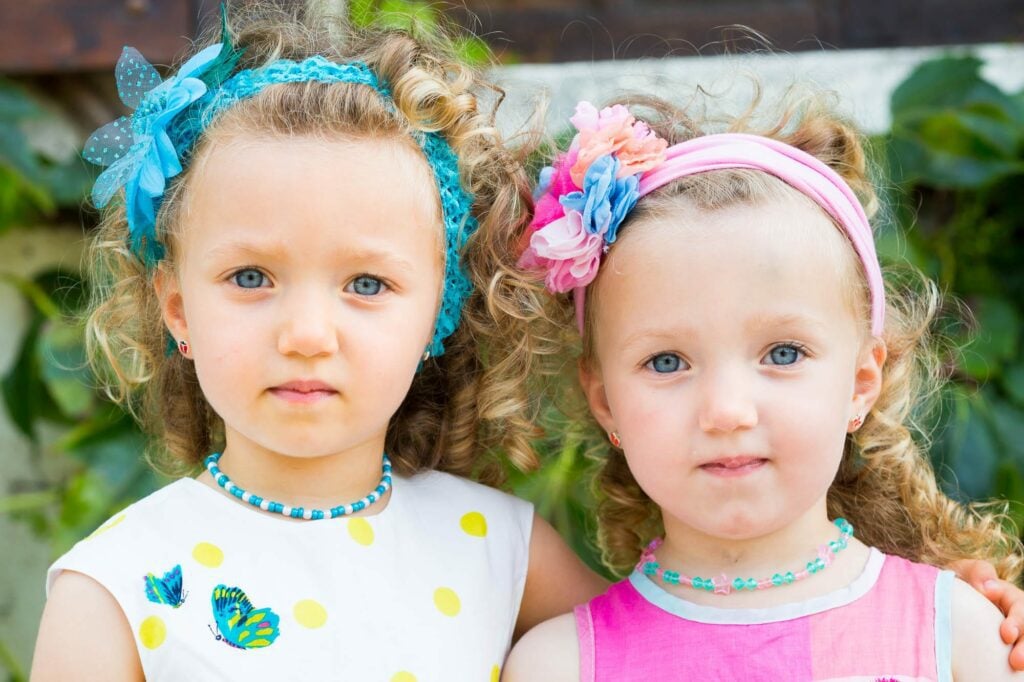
[47,470,533,681]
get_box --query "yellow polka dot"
[138,615,166,649]
[347,517,374,546]
[433,587,461,617]
[490,664,501,682]
[87,513,126,539]
[390,673,417,682]
[293,599,328,629]
[459,511,488,538]
[192,542,224,568]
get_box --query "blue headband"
[84,43,477,357]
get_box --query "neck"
[200,429,390,511]
[653,498,872,607]
[659,498,838,579]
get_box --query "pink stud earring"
[178,339,190,356]
[608,431,621,448]
[849,414,864,430]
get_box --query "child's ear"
[578,358,616,436]
[152,265,188,343]
[850,336,887,428]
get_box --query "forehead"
[176,135,442,263]
[591,194,864,344]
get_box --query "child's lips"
[698,456,768,477]
[268,380,338,404]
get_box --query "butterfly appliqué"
[209,584,281,649]
[143,563,187,608]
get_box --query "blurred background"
[1,1,1022,678]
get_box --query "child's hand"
[951,558,1024,670]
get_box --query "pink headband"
[518,102,885,337]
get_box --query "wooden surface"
[1,0,1021,73]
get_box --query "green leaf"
[0,319,43,439]
[959,296,1019,380]
[37,319,94,419]
[993,460,1024,533]
[934,389,998,500]
[349,0,377,27]
[376,0,437,32]
[1003,362,1024,408]
[453,36,493,67]
[0,79,43,122]
[891,56,1024,125]
[0,274,61,320]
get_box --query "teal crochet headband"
[84,40,477,358]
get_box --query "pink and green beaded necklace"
[637,517,855,595]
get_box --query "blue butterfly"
[209,584,281,649]
[143,564,186,608]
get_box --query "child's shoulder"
[46,478,212,595]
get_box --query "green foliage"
[0,79,91,233]
[881,55,1024,531]
[347,0,494,66]
[0,269,159,554]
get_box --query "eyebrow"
[743,312,829,334]
[203,240,419,272]
[617,313,828,351]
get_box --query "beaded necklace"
[637,517,855,595]
[203,452,392,521]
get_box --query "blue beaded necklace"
[638,517,855,595]
[203,452,392,520]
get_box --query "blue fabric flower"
[559,154,639,243]
[85,43,224,262]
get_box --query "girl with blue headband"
[502,94,1024,680]
[30,4,606,679]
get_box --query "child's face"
[580,195,884,541]
[157,136,443,458]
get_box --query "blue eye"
[347,275,385,296]
[233,268,267,289]
[646,353,685,374]
[764,344,804,366]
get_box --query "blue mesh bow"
[84,48,476,357]
[85,44,225,263]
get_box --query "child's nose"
[276,289,341,357]
[696,367,759,433]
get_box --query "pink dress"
[575,548,953,681]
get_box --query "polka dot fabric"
[46,470,531,680]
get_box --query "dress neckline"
[628,547,886,625]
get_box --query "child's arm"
[515,513,609,639]
[502,613,579,682]
[31,571,143,682]
[952,578,1024,681]
[952,559,1024,670]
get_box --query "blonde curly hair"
[524,89,1023,580]
[85,1,544,484]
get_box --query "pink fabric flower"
[569,102,667,185]
[530,148,581,231]
[518,210,603,292]
[617,119,667,177]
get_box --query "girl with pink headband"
[502,95,1024,680]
